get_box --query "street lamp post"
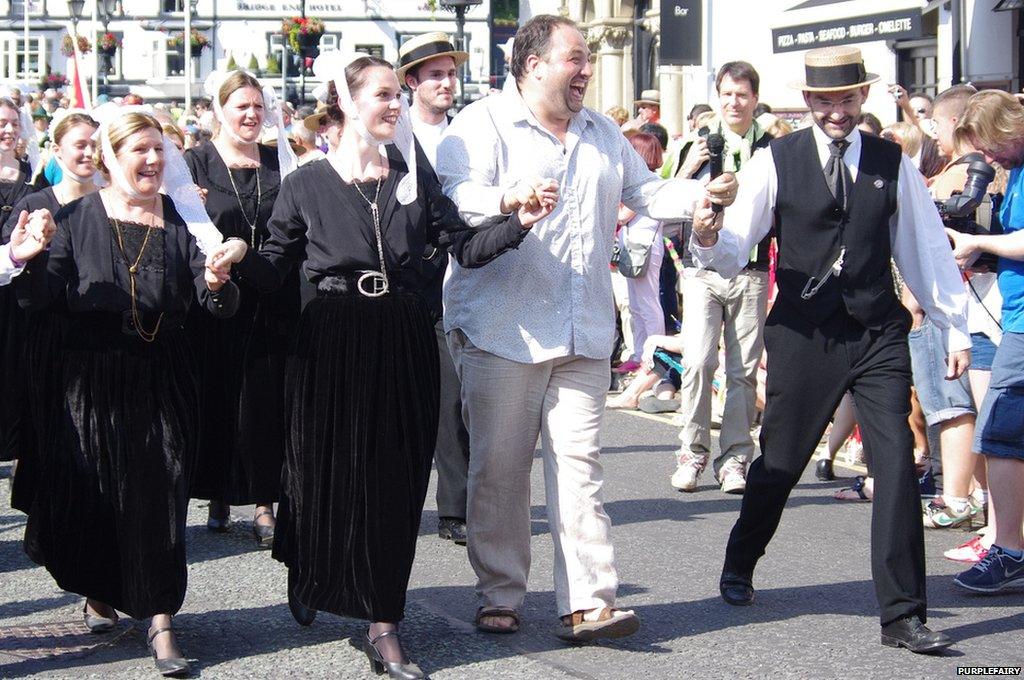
[439,0,482,109]
[66,0,84,92]
[184,0,198,114]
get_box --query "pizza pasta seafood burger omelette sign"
[772,9,921,54]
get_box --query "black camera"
[935,153,998,271]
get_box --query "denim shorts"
[974,331,1024,460]
[908,320,976,426]
[970,332,998,371]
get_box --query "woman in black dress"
[16,110,241,678]
[186,70,298,544]
[210,55,553,679]
[2,110,99,514]
[0,96,45,464]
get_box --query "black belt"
[315,272,409,298]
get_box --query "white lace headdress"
[48,108,99,185]
[203,69,297,178]
[312,51,418,205]
[91,102,222,254]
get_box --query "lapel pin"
[873,179,884,189]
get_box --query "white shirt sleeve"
[688,147,777,279]
[435,102,508,225]
[0,243,25,287]
[891,154,971,353]
[620,131,705,222]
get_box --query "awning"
[139,20,214,31]
[0,20,65,30]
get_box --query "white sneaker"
[671,453,708,492]
[718,458,747,495]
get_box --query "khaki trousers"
[678,269,769,474]
[447,329,618,616]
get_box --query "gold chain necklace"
[226,165,262,247]
[111,197,163,343]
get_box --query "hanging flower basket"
[60,33,92,57]
[97,32,121,55]
[166,29,209,51]
[39,72,68,90]
[282,16,325,53]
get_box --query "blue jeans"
[974,331,1024,460]
[908,319,975,426]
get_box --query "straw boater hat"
[396,32,469,81]
[790,46,880,92]
[634,89,661,107]
[302,101,332,133]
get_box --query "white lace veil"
[312,51,418,205]
[91,102,222,254]
[204,70,297,179]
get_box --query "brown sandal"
[475,606,520,634]
[556,607,640,642]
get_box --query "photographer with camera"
[946,89,1024,592]
[902,85,999,543]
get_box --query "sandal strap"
[476,607,519,624]
[561,607,617,626]
[147,627,173,645]
[368,629,401,646]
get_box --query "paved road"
[1,409,1022,679]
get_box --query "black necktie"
[825,140,851,208]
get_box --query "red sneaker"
[614,359,642,374]
[943,535,989,563]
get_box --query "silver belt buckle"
[357,271,389,297]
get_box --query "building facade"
[2,0,495,101]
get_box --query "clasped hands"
[9,209,57,263]
[500,176,560,229]
[204,238,248,291]
[691,172,738,247]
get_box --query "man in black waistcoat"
[690,46,971,653]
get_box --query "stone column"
[585,21,632,112]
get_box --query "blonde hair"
[764,118,793,138]
[955,89,1024,158]
[52,113,98,146]
[605,105,629,126]
[93,112,162,176]
[162,123,185,149]
[881,121,922,158]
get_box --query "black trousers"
[724,299,926,626]
[434,319,471,519]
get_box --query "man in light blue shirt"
[436,14,736,641]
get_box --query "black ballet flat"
[253,509,275,549]
[147,627,191,678]
[288,569,317,626]
[206,501,230,533]
[364,630,425,679]
[815,459,835,482]
[82,602,117,633]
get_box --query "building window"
[162,0,185,12]
[10,0,45,18]
[320,34,338,52]
[1,36,46,79]
[355,44,385,60]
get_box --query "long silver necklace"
[351,173,389,297]
[226,165,262,246]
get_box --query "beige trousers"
[677,269,769,475]
[447,329,618,616]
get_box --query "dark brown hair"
[510,14,578,84]
[345,55,395,97]
[715,61,760,96]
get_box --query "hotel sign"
[772,9,921,54]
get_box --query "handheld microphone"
[706,133,726,213]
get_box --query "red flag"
[66,41,91,110]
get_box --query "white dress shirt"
[411,114,448,168]
[436,81,705,363]
[0,243,25,286]
[691,125,970,352]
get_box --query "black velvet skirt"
[0,285,27,461]
[272,292,439,623]
[24,316,197,619]
[188,280,295,504]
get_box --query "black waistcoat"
[772,128,901,329]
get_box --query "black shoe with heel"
[287,568,317,626]
[206,500,230,533]
[815,459,835,481]
[363,630,425,679]
[82,601,117,633]
[147,627,190,678]
[253,508,275,548]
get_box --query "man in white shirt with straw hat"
[691,45,968,654]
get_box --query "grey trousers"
[434,319,470,520]
[447,329,619,616]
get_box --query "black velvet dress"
[1,187,67,513]
[184,143,298,505]
[0,161,45,462]
[236,147,529,622]
[16,193,240,618]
